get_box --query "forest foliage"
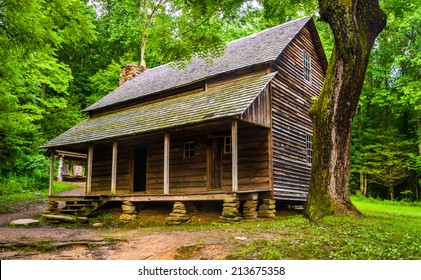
[0,0,419,201]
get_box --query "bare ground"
[0,187,285,260]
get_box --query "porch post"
[232,120,238,192]
[111,140,118,195]
[49,150,55,196]
[164,132,170,194]
[57,155,63,182]
[86,145,93,195]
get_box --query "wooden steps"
[58,197,107,216]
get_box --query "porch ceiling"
[42,72,275,149]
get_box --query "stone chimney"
[119,64,146,85]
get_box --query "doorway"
[209,138,222,189]
[133,147,147,192]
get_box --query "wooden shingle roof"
[42,73,276,148]
[83,17,310,113]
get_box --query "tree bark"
[305,0,386,220]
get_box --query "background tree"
[0,0,96,189]
[350,0,421,201]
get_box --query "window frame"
[303,52,312,82]
[306,133,313,166]
[183,141,196,159]
[223,136,232,155]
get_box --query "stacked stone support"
[242,200,258,220]
[43,201,58,214]
[258,199,276,218]
[166,202,191,225]
[219,200,242,223]
[119,200,137,221]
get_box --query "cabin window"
[223,136,232,154]
[303,52,311,82]
[183,141,195,158]
[306,134,313,166]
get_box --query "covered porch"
[47,119,272,199]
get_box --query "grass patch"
[174,244,205,260]
[85,243,101,250]
[105,237,126,244]
[35,241,58,252]
[228,197,421,260]
[89,213,145,229]
[352,196,421,218]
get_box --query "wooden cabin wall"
[115,143,132,194]
[145,142,164,194]
[168,136,207,193]
[237,126,270,191]
[90,139,162,195]
[91,143,112,193]
[271,25,325,201]
[240,86,271,128]
[89,125,270,195]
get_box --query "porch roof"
[42,72,276,149]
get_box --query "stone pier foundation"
[258,199,276,218]
[242,200,259,220]
[219,199,242,223]
[119,200,137,221]
[166,202,191,225]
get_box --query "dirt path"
[0,187,278,260]
[0,186,85,226]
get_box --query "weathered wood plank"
[86,145,93,195]
[231,120,238,192]
[111,141,117,194]
[164,132,170,194]
[49,150,54,196]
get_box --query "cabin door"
[133,147,147,192]
[209,138,222,189]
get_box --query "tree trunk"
[140,35,147,67]
[389,185,395,201]
[360,172,367,197]
[305,0,386,220]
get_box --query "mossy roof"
[42,73,276,148]
[83,17,309,113]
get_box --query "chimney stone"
[119,64,146,85]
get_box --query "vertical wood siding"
[240,86,271,128]
[271,25,325,201]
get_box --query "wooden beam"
[231,120,238,192]
[108,193,239,202]
[111,141,118,195]
[86,145,93,195]
[268,83,274,193]
[57,155,63,182]
[49,150,55,196]
[164,132,170,194]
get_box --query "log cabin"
[42,17,327,221]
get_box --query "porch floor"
[49,190,272,203]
